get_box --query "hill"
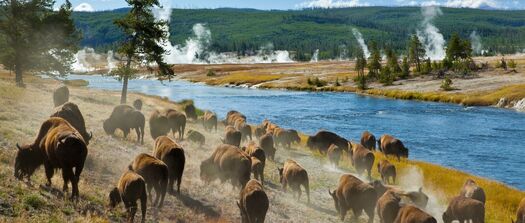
[73,7,525,60]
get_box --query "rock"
[496,97,508,108]
[513,98,525,112]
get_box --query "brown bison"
[361,131,376,150]
[460,179,486,204]
[278,159,310,203]
[15,117,88,199]
[237,179,269,223]
[200,144,252,188]
[184,103,197,120]
[51,102,92,145]
[377,159,396,184]
[128,153,168,208]
[377,190,401,223]
[254,125,266,139]
[109,170,147,223]
[259,133,276,161]
[153,136,185,194]
[149,110,170,140]
[223,125,242,147]
[201,110,218,132]
[187,129,205,146]
[53,85,69,107]
[513,197,525,223]
[394,205,437,223]
[400,188,429,209]
[378,135,409,160]
[166,109,186,139]
[274,128,301,149]
[442,196,485,223]
[238,123,253,142]
[133,99,143,110]
[327,144,343,166]
[349,142,375,180]
[262,119,279,134]
[329,174,377,222]
[225,110,246,126]
[104,105,145,144]
[242,141,266,184]
[306,130,348,154]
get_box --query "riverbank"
[0,72,523,222]
[172,55,525,109]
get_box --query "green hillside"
[73,7,525,60]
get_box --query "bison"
[250,157,264,185]
[153,136,185,194]
[278,159,310,203]
[109,170,147,223]
[225,110,246,126]
[200,144,252,188]
[166,109,186,139]
[51,102,92,145]
[259,133,276,161]
[242,141,266,184]
[274,128,301,149]
[394,205,437,223]
[133,99,143,111]
[184,103,197,120]
[378,135,409,160]
[442,196,485,223]
[15,117,88,199]
[400,187,429,209]
[361,131,376,150]
[349,142,375,180]
[377,190,401,223]
[460,179,486,204]
[223,125,242,147]
[128,153,168,208]
[187,129,205,146]
[149,110,170,140]
[254,125,266,139]
[53,85,69,107]
[327,144,343,166]
[377,159,396,184]
[201,110,218,132]
[104,105,145,144]
[237,179,269,223]
[306,130,348,154]
[513,197,525,223]
[329,174,377,222]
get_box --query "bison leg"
[146,183,153,205]
[61,168,71,192]
[44,161,54,186]
[124,201,137,223]
[134,128,141,143]
[365,207,375,223]
[140,187,147,223]
[168,176,175,195]
[63,167,77,199]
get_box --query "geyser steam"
[310,49,319,62]
[417,6,446,60]
[352,28,370,58]
[470,31,484,55]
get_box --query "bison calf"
[129,153,168,208]
[278,159,310,203]
[154,136,185,194]
[377,159,396,184]
[109,170,147,223]
[237,179,269,223]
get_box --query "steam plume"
[352,28,370,58]
[417,6,445,60]
[470,31,483,55]
[310,49,319,62]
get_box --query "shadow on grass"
[176,193,221,219]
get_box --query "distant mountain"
[73,6,525,60]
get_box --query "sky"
[66,0,525,12]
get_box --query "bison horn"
[89,131,93,140]
[16,143,21,150]
[328,189,334,196]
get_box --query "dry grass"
[204,72,284,85]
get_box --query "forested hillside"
[74,7,525,60]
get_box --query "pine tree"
[113,0,174,104]
[354,49,367,90]
[367,40,381,78]
[408,34,425,73]
[386,47,401,74]
[0,0,80,87]
[400,56,410,79]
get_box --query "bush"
[440,77,454,91]
[335,78,341,86]
[23,193,46,209]
[379,67,394,86]
[508,59,517,70]
[307,77,326,87]
[206,70,216,76]
[353,75,367,90]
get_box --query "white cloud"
[297,0,370,8]
[445,0,499,8]
[74,3,95,12]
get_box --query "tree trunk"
[15,63,24,87]
[120,58,132,104]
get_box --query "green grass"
[22,193,46,210]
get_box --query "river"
[70,74,525,190]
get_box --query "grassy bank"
[0,72,523,222]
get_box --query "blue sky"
[66,0,525,12]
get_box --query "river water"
[70,74,525,190]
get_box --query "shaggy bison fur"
[109,170,147,223]
[128,153,169,208]
[394,205,437,223]
[460,179,486,204]
[361,131,376,150]
[149,110,170,140]
[378,135,409,160]
[223,125,242,147]
[377,159,396,184]
[349,142,375,180]
[200,144,252,188]
[278,159,310,203]
[259,133,276,161]
[329,174,377,222]
[51,102,92,145]
[104,105,145,144]
[274,128,301,149]
[153,136,185,194]
[237,179,269,223]
[166,109,186,139]
[307,130,348,154]
[201,110,218,132]
[442,196,485,223]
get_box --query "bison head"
[108,187,121,208]
[290,130,301,144]
[103,119,115,135]
[199,160,216,182]
[306,136,315,149]
[370,180,389,198]
[14,143,44,181]
[400,146,409,158]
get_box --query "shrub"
[353,75,367,90]
[206,70,216,76]
[508,59,517,71]
[307,77,326,87]
[335,78,341,86]
[440,77,454,91]
[23,193,46,209]
[379,67,394,86]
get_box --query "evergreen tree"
[367,40,381,78]
[354,49,367,90]
[400,56,410,79]
[0,0,80,87]
[408,34,425,73]
[386,47,401,74]
[446,33,473,62]
[113,0,174,104]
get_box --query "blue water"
[71,74,525,190]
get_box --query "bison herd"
[11,85,524,223]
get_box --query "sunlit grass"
[205,72,283,85]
